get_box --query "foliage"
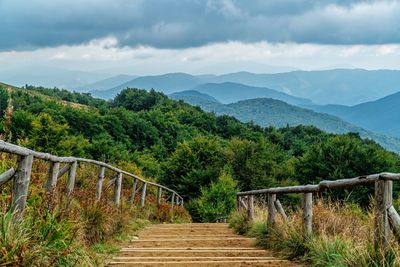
[190,171,237,222]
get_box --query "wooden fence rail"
[0,140,183,216]
[237,172,400,254]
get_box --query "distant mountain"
[91,73,202,99]
[191,82,312,106]
[0,65,111,89]
[208,69,400,105]
[92,69,400,105]
[76,74,136,92]
[171,93,400,153]
[308,91,400,138]
[170,90,219,103]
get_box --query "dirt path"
[108,223,300,266]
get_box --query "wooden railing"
[0,140,183,215]
[236,173,400,252]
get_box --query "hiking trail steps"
[108,223,300,267]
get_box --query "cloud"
[0,0,400,51]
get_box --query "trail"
[108,223,300,266]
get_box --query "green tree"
[191,171,238,222]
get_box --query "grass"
[0,155,191,266]
[229,200,400,267]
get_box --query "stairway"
[108,223,300,266]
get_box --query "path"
[108,223,299,266]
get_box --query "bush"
[190,171,237,222]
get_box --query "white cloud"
[1,39,400,76]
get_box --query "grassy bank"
[0,154,191,266]
[229,200,400,266]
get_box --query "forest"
[1,84,399,221]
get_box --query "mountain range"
[88,69,400,105]
[307,91,400,138]
[170,90,400,153]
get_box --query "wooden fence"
[0,140,183,216]
[236,172,400,253]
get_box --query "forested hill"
[1,83,399,220]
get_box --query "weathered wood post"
[46,162,60,192]
[388,205,400,241]
[247,195,254,221]
[236,195,240,211]
[274,199,288,221]
[113,172,122,206]
[0,167,15,187]
[157,187,162,207]
[140,182,147,208]
[11,154,33,214]
[129,179,139,204]
[66,161,77,197]
[96,166,105,200]
[303,193,313,236]
[267,193,276,227]
[57,164,70,179]
[374,179,392,253]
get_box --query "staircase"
[108,223,299,266]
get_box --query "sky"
[1,0,400,76]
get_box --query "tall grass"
[229,200,400,266]
[0,155,191,266]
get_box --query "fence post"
[96,166,105,201]
[157,187,162,207]
[12,154,33,215]
[247,195,254,221]
[129,179,138,204]
[274,199,288,221]
[113,172,122,206]
[303,193,313,236]
[66,161,77,197]
[267,193,276,227]
[46,162,60,192]
[140,182,147,208]
[236,195,240,211]
[374,180,392,253]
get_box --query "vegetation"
[1,84,399,220]
[229,201,400,266]
[1,82,400,265]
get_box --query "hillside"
[191,82,312,106]
[170,91,400,153]
[308,91,400,138]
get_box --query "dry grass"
[229,198,400,266]
[0,153,191,266]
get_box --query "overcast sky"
[1,0,400,75]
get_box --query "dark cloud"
[1,0,399,51]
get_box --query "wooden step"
[108,223,299,267]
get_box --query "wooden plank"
[57,164,70,178]
[96,166,105,200]
[274,199,288,221]
[11,155,33,214]
[157,187,162,207]
[267,194,276,226]
[247,195,254,221]
[114,172,122,206]
[45,162,60,192]
[374,180,392,252]
[66,161,77,197]
[141,182,147,208]
[0,167,15,187]
[130,179,139,204]
[388,205,400,241]
[303,193,313,236]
